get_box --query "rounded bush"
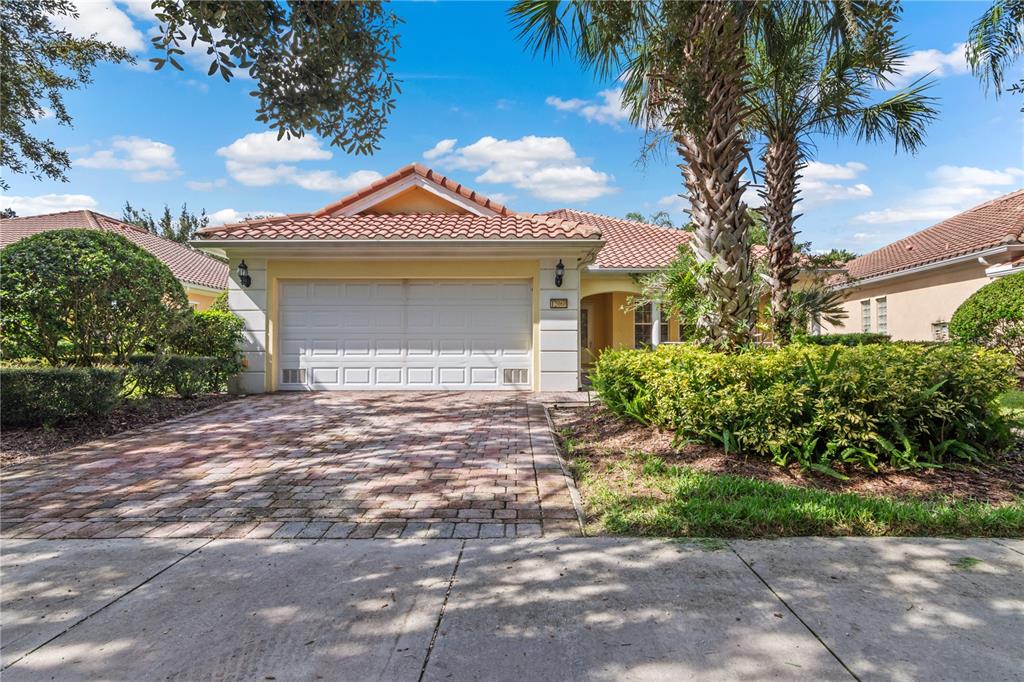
[0,229,189,365]
[950,271,1024,373]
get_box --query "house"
[196,163,716,393]
[823,190,1024,341]
[0,210,229,310]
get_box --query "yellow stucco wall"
[823,261,991,341]
[185,289,218,311]
[264,259,541,392]
[363,187,470,215]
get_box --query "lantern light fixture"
[555,259,565,288]
[237,260,252,288]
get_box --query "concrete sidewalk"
[1,537,1021,681]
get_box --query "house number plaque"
[549,298,569,309]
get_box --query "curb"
[538,403,588,536]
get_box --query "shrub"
[1,366,124,427]
[169,309,244,386]
[0,230,189,365]
[209,289,229,312]
[796,332,890,347]
[950,271,1024,374]
[127,355,222,399]
[590,343,1017,473]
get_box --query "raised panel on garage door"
[277,279,532,390]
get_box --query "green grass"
[1000,389,1024,419]
[577,453,1024,538]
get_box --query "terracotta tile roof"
[844,189,1024,281]
[314,163,512,217]
[546,209,694,269]
[196,211,601,241]
[0,210,228,290]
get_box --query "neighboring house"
[823,190,1024,341]
[0,210,229,310]
[197,163,740,393]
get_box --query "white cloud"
[186,179,227,191]
[423,138,457,160]
[854,164,1024,225]
[50,1,145,51]
[425,135,616,202]
[217,132,380,192]
[1,193,99,216]
[485,192,515,205]
[658,193,690,213]
[889,43,969,87]
[546,88,631,128]
[217,132,332,165]
[75,136,181,181]
[799,161,873,205]
[208,208,285,226]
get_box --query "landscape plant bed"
[551,405,1024,537]
[0,394,237,467]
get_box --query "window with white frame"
[860,300,871,332]
[634,303,669,348]
[875,297,887,334]
[932,321,949,341]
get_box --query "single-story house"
[823,189,1024,341]
[0,210,229,310]
[196,163,728,393]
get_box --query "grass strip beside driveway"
[574,453,1024,538]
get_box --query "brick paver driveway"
[1,393,581,540]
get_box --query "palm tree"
[510,1,758,348]
[747,4,937,343]
[967,0,1024,102]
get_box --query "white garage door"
[277,280,533,390]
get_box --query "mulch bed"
[551,404,1024,505]
[1,394,237,467]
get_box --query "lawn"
[570,452,1024,538]
[553,403,1024,539]
[1001,389,1024,420]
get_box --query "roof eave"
[837,244,1022,290]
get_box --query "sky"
[3,0,1022,254]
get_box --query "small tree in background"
[0,229,189,365]
[950,271,1024,375]
[122,202,209,244]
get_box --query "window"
[580,309,590,350]
[932,322,949,342]
[860,300,871,332]
[875,297,887,334]
[634,303,669,348]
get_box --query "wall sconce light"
[237,260,252,288]
[555,259,565,288]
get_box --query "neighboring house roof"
[315,163,512,217]
[844,189,1024,282]
[0,210,229,290]
[197,212,602,241]
[546,209,693,269]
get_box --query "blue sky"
[4,0,1021,253]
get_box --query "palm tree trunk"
[671,3,756,348]
[761,136,802,344]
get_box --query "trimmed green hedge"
[1,366,124,427]
[590,343,1016,472]
[796,332,890,347]
[127,355,224,399]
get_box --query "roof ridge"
[548,207,684,233]
[312,163,512,218]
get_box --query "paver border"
[534,401,587,535]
